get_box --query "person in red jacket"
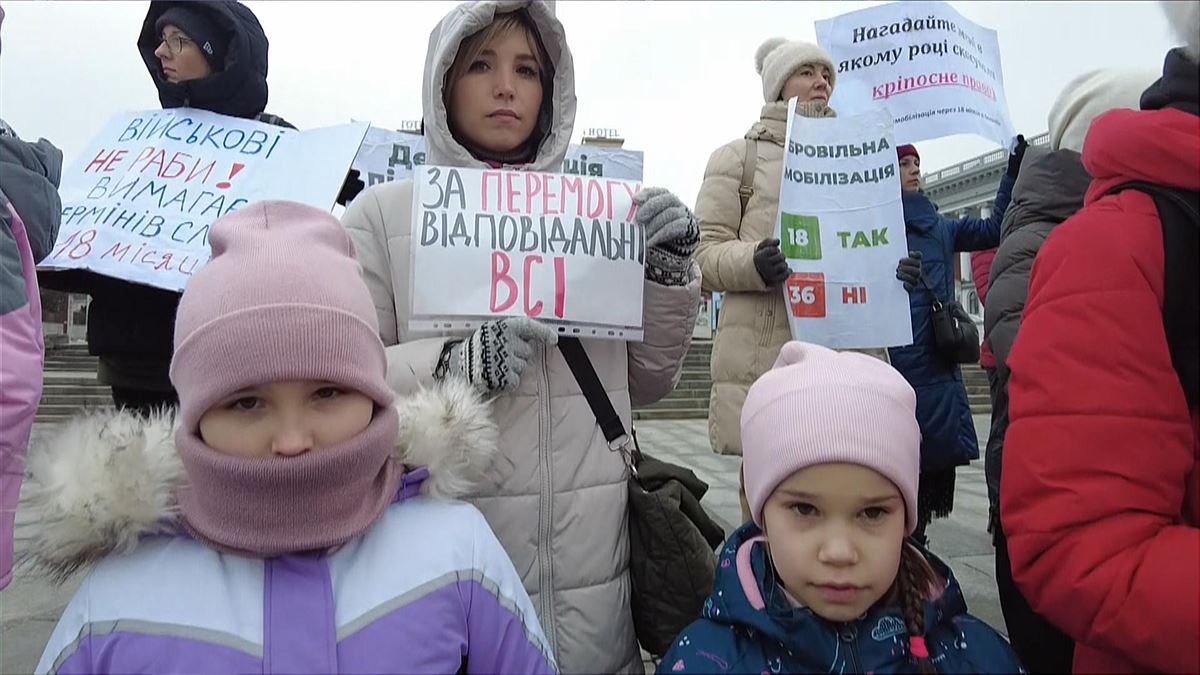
[1000,11,1200,672]
[969,249,996,372]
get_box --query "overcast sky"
[0,1,1180,203]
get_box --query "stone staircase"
[36,344,110,426]
[37,341,991,426]
[632,340,712,421]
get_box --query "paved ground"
[2,416,1001,674]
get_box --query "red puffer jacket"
[970,248,997,369]
[1001,105,1199,673]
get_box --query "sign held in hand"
[776,104,913,349]
[410,166,646,341]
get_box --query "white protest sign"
[816,1,1016,149]
[352,126,644,187]
[776,104,913,349]
[40,109,368,291]
[410,166,646,341]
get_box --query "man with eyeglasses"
[153,7,227,85]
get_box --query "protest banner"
[776,103,913,349]
[39,109,368,292]
[816,1,1016,149]
[353,125,644,187]
[410,165,646,341]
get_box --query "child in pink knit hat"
[659,342,1022,674]
[26,201,555,674]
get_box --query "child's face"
[198,381,375,458]
[761,463,907,622]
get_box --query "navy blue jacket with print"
[887,175,1012,471]
[658,523,1023,674]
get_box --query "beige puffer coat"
[341,2,700,672]
[695,101,886,456]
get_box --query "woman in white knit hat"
[694,37,887,517]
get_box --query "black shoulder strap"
[1106,182,1199,409]
[558,337,630,447]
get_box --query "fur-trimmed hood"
[21,378,497,580]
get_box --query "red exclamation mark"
[216,163,245,190]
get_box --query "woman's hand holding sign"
[439,318,559,394]
[634,187,699,287]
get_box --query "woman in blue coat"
[891,139,1025,546]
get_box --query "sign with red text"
[39,109,368,291]
[816,1,1016,149]
[410,166,645,341]
[353,126,644,187]
[777,104,912,349]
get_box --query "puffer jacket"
[889,177,1011,472]
[969,248,996,369]
[694,101,887,456]
[38,1,290,396]
[656,523,1023,673]
[1002,48,1200,674]
[339,2,699,672]
[981,147,1090,530]
[0,121,62,590]
[28,380,557,674]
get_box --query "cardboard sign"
[40,108,368,291]
[817,1,1017,149]
[776,104,914,349]
[410,166,646,341]
[353,126,645,188]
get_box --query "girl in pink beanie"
[24,201,555,674]
[659,342,1021,674]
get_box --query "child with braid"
[659,342,1022,674]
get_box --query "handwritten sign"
[39,109,368,291]
[352,126,644,188]
[816,1,1016,149]
[410,166,646,341]
[776,104,913,349]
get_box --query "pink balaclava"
[170,200,402,557]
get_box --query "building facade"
[921,131,1049,321]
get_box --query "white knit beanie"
[755,37,837,103]
[1047,69,1157,152]
[1160,0,1199,61]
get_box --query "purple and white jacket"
[25,380,556,674]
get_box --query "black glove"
[753,238,790,287]
[337,169,365,206]
[1006,135,1027,179]
[896,250,923,291]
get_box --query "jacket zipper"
[839,624,861,673]
[536,346,558,658]
[758,295,778,347]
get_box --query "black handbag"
[558,337,725,658]
[921,273,980,364]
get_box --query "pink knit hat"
[170,200,393,430]
[741,342,920,532]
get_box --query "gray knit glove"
[634,187,699,287]
[438,318,559,394]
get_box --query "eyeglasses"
[158,34,195,56]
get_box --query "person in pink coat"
[0,112,63,589]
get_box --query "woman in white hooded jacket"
[341,1,702,672]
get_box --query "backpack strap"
[1105,182,1199,409]
[738,138,758,217]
